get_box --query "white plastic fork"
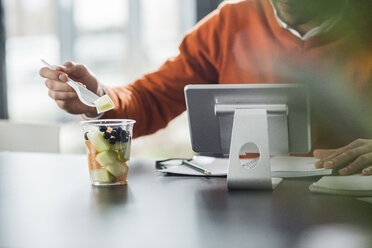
[41,59,99,107]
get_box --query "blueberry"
[109,138,116,145]
[111,130,118,137]
[115,134,121,141]
[103,131,111,139]
[120,130,129,143]
[84,132,89,140]
[99,126,107,132]
[120,129,129,138]
[120,130,129,137]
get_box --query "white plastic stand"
[227,109,283,190]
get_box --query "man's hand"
[39,61,105,117]
[313,139,372,176]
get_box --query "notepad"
[309,174,372,196]
[157,155,333,178]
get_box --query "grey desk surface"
[0,152,371,248]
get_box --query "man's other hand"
[313,139,372,176]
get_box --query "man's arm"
[103,4,227,138]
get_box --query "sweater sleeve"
[103,4,227,138]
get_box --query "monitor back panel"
[184,84,310,155]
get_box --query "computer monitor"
[184,84,310,190]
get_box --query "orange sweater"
[105,0,372,150]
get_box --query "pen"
[182,160,212,176]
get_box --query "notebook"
[309,174,372,196]
[157,155,333,178]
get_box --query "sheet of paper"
[309,174,372,196]
[157,155,332,177]
[270,156,332,177]
[157,156,227,176]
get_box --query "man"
[40,0,372,175]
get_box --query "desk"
[0,152,371,248]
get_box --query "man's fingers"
[63,61,74,68]
[316,139,367,168]
[55,65,67,71]
[315,160,324,168]
[48,90,78,101]
[61,61,88,77]
[314,148,343,168]
[39,67,68,81]
[313,149,337,159]
[362,166,372,176]
[55,100,71,110]
[323,144,372,169]
[45,80,74,92]
[338,152,372,175]
[315,139,372,175]
[43,61,81,78]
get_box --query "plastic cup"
[81,119,135,186]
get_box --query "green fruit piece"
[105,160,128,178]
[117,149,126,162]
[91,168,113,183]
[110,142,128,162]
[87,130,111,152]
[95,150,119,166]
[95,151,128,177]
[94,95,115,114]
[110,142,126,152]
[123,141,131,161]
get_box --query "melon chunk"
[123,142,131,161]
[105,160,128,178]
[95,151,128,177]
[91,168,113,183]
[95,150,118,165]
[94,95,114,114]
[110,142,128,162]
[87,130,110,152]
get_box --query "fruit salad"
[84,125,131,185]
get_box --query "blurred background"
[0,0,223,157]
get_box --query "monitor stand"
[227,108,285,190]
